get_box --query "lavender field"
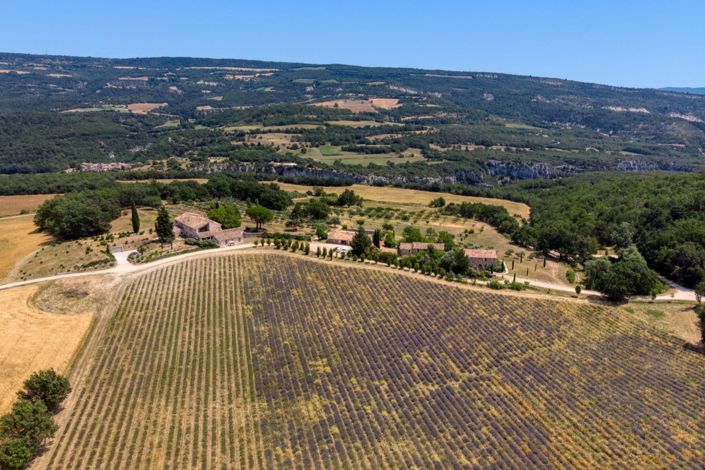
[43,253,705,469]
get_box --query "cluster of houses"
[65,162,135,172]
[170,214,497,269]
[327,229,497,269]
[174,212,244,247]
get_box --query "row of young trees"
[0,370,71,470]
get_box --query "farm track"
[36,252,705,469]
[1,242,697,303]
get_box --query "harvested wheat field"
[0,282,97,414]
[0,215,51,281]
[0,194,57,217]
[40,252,705,469]
[315,98,399,113]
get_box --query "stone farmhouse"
[174,212,243,247]
[327,229,374,246]
[327,229,498,270]
[398,242,445,256]
[464,249,498,270]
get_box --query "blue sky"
[2,0,703,88]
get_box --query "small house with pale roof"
[174,212,243,247]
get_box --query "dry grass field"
[126,102,167,114]
[0,215,51,281]
[0,194,57,217]
[619,301,701,343]
[0,281,98,414]
[277,182,531,219]
[325,120,401,128]
[8,238,113,282]
[40,253,705,469]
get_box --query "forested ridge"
[0,52,704,178]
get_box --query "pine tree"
[130,201,140,234]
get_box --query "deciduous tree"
[19,369,70,411]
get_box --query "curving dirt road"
[0,241,698,303]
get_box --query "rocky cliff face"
[193,157,693,188]
[482,160,581,179]
[616,160,692,172]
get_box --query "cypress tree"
[130,201,140,234]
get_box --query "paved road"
[0,241,698,303]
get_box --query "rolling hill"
[0,52,704,184]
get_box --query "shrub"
[696,305,705,345]
[487,279,504,290]
[566,270,576,284]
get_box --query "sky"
[2,0,704,89]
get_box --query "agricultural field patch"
[314,98,400,113]
[301,145,426,166]
[222,124,323,132]
[0,215,51,281]
[9,237,113,282]
[0,194,57,217]
[325,120,401,128]
[126,102,167,114]
[0,281,98,413]
[276,182,531,219]
[619,301,700,343]
[244,132,296,148]
[42,253,705,468]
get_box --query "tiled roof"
[328,230,357,242]
[464,249,497,259]
[175,212,213,230]
[399,242,445,251]
[212,228,244,242]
